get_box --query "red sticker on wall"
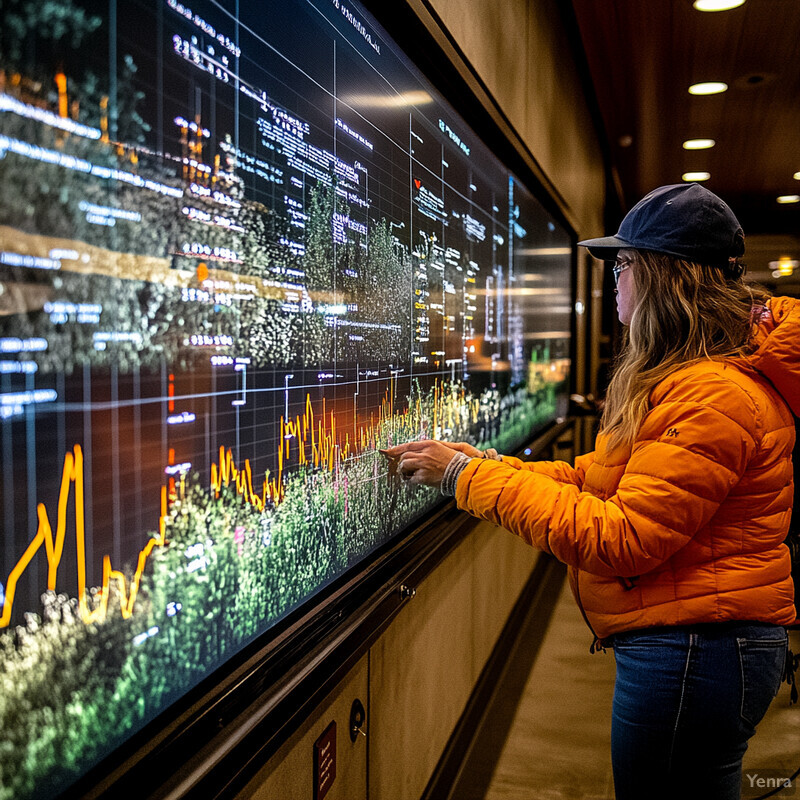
[314,721,337,800]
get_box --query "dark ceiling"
[569,0,800,239]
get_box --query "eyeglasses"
[612,259,633,285]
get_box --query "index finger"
[380,443,411,458]
[381,440,435,458]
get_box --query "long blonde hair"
[600,250,770,451]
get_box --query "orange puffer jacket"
[456,296,799,641]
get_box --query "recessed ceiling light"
[693,0,745,11]
[682,139,716,150]
[777,195,800,204]
[682,172,711,182]
[688,82,728,95]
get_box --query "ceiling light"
[794,172,800,180]
[682,139,715,150]
[682,172,711,182]
[776,195,800,204]
[693,0,745,11]
[688,82,728,95]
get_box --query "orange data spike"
[243,460,253,506]
[295,415,304,463]
[55,72,68,119]
[100,95,109,142]
[159,485,168,539]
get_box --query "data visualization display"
[0,0,571,795]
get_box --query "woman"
[382,183,799,799]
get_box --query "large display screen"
[0,0,572,795]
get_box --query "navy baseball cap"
[578,183,745,266]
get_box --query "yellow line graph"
[1,379,476,629]
[212,392,366,506]
[0,445,168,628]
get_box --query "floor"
[480,580,800,800]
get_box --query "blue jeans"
[611,622,788,800]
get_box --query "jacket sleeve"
[455,374,758,577]
[499,452,595,488]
